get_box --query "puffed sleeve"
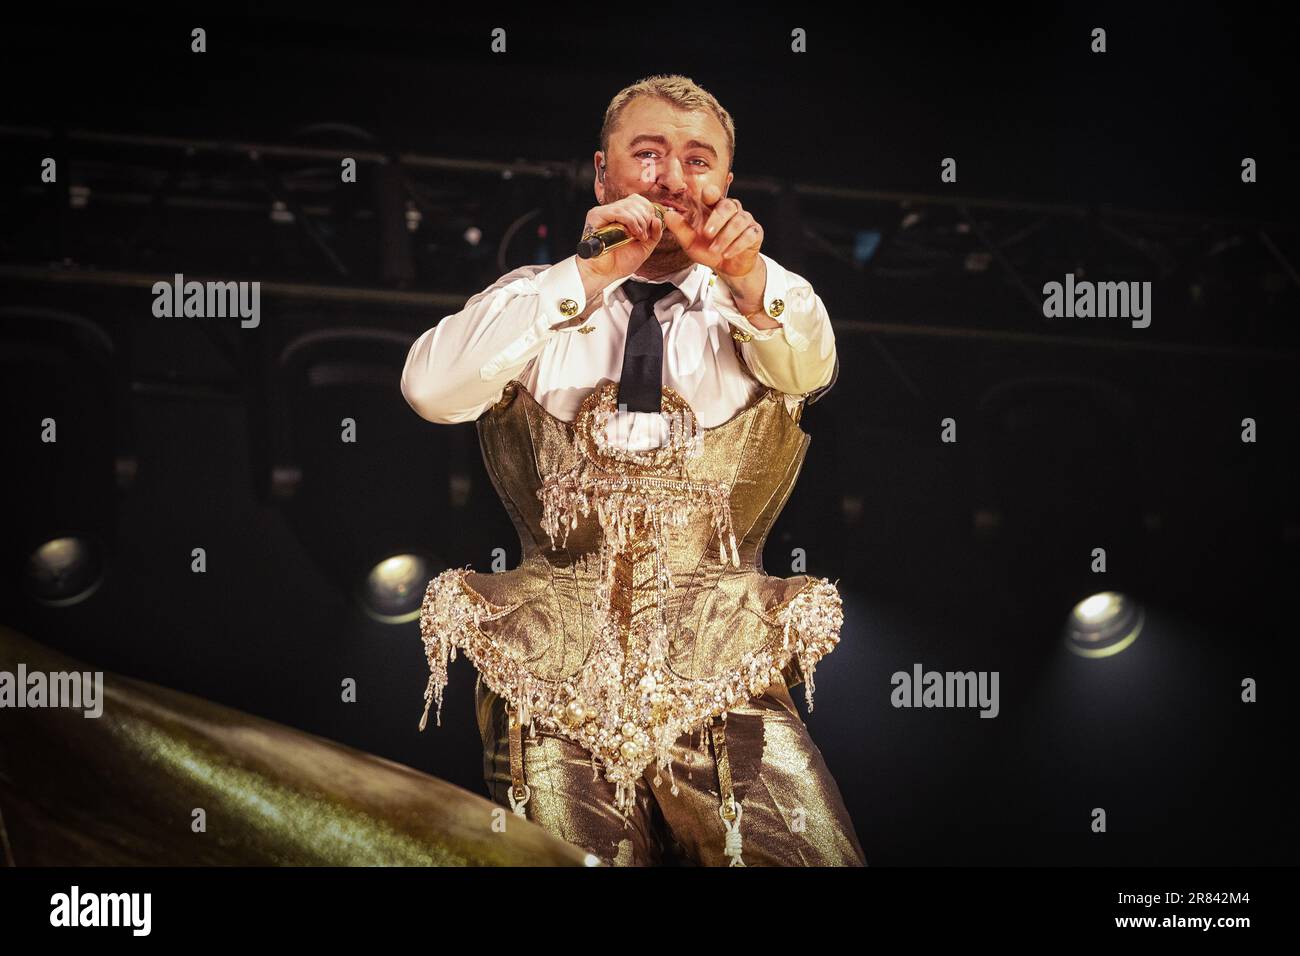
[400,256,596,423]
[710,253,838,400]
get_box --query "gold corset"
[417,378,844,817]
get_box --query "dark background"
[1,5,1296,865]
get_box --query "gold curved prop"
[0,625,593,866]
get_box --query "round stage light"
[359,553,434,624]
[24,536,106,607]
[1065,591,1144,658]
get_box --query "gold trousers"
[475,674,867,866]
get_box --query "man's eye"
[635,151,708,167]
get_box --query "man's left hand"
[661,184,774,325]
[661,183,763,279]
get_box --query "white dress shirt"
[400,252,837,448]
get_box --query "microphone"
[576,203,667,259]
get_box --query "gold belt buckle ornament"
[576,381,702,474]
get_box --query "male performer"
[401,74,865,866]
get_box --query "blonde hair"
[599,74,736,172]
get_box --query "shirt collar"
[601,261,712,310]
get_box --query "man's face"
[596,96,734,262]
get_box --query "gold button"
[558,298,580,318]
[767,298,785,318]
[731,329,753,343]
[577,323,595,334]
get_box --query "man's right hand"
[574,194,665,291]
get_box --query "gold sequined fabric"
[476,674,867,866]
[418,378,845,818]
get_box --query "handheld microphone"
[576,203,667,259]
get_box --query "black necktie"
[617,279,678,413]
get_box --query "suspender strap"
[507,707,531,817]
[709,719,746,866]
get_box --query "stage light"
[852,229,881,264]
[1065,591,1144,658]
[2,307,120,613]
[24,536,106,607]
[359,553,434,624]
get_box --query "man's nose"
[657,156,686,192]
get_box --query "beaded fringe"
[417,568,842,819]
